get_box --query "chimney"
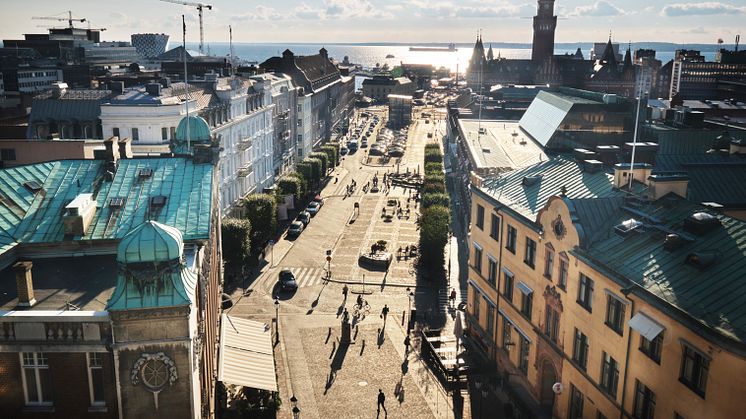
[13,261,36,308]
[613,162,653,189]
[647,173,689,200]
[51,82,68,98]
[145,82,162,96]
[104,136,120,163]
[63,194,97,236]
[118,137,133,159]
[110,81,125,94]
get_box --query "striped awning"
[219,314,278,392]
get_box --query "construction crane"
[32,10,86,29]
[159,0,212,55]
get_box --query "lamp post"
[274,298,280,344]
[406,286,414,331]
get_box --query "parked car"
[306,201,322,216]
[296,211,311,226]
[313,195,324,205]
[340,146,349,155]
[287,221,305,237]
[388,147,405,157]
[278,269,298,291]
[361,139,368,148]
[369,146,386,156]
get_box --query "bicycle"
[353,300,371,319]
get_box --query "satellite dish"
[552,382,564,394]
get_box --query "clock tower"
[531,0,557,62]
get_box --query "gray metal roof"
[518,91,574,147]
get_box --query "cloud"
[292,0,391,20]
[408,1,534,19]
[661,2,746,16]
[231,6,283,21]
[569,1,627,17]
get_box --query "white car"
[306,201,322,216]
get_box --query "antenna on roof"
[183,14,190,151]
[627,67,645,190]
[229,25,234,68]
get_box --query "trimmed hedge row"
[418,143,450,274]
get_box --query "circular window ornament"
[552,216,566,240]
[131,352,178,392]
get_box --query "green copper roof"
[176,115,211,143]
[0,158,213,259]
[117,220,184,264]
[479,155,628,221]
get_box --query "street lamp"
[292,406,301,419]
[406,287,414,331]
[274,298,280,344]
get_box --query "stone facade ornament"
[131,352,179,409]
[551,215,566,240]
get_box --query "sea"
[191,42,719,73]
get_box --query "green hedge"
[418,205,450,272]
[243,194,277,249]
[296,162,313,186]
[277,175,305,202]
[305,157,323,181]
[308,152,329,175]
[422,192,450,209]
[319,145,339,167]
[222,218,251,266]
[425,162,443,175]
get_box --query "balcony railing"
[237,163,253,177]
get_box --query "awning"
[517,281,533,295]
[219,314,278,392]
[628,312,665,341]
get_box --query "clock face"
[552,216,566,239]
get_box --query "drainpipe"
[493,204,505,371]
[619,286,635,419]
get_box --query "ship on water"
[409,43,458,52]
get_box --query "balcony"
[237,137,253,151]
[237,163,253,178]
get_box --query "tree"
[424,148,443,164]
[320,145,339,167]
[243,194,277,251]
[296,162,314,187]
[418,205,450,274]
[308,152,329,175]
[423,174,446,194]
[305,157,323,181]
[422,192,450,208]
[425,162,443,175]
[221,218,251,266]
[277,175,304,202]
[286,171,307,197]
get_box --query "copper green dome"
[117,220,184,264]
[176,115,211,143]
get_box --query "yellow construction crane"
[32,10,86,29]
[159,0,212,55]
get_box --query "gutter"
[619,285,635,419]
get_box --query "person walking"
[381,304,389,324]
[377,389,387,416]
[342,284,349,301]
[404,334,411,354]
[449,288,457,308]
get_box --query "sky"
[0,0,744,45]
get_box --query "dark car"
[279,269,298,291]
[296,211,311,226]
[388,147,405,157]
[306,201,322,216]
[287,221,304,237]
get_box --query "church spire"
[623,42,632,69]
[487,44,494,60]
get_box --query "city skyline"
[0,0,744,45]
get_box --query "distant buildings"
[260,48,354,157]
[387,94,413,128]
[362,76,416,101]
[131,33,170,59]
[669,48,746,100]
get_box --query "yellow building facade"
[465,157,746,419]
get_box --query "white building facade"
[16,68,63,93]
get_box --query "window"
[519,336,530,375]
[21,352,52,405]
[524,238,536,268]
[131,128,139,141]
[558,257,568,289]
[577,274,594,312]
[487,258,497,287]
[501,316,512,351]
[161,127,168,140]
[490,214,499,240]
[572,328,589,371]
[486,304,495,335]
[503,270,514,302]
[544,306,559,342]
[633,380,656,419]
[544,247,554,279]
[170,126,177,140]
[568,384,584,419]
[112,127,120,138]
[520,288,533,320]
[640,333,663,363]
[473,243,483,274]
[680,344,709,397]
[605,295,626,335]
[600,352,619,397]
[506,225,517,253]
[1,148,17,161]
[472,287,481,320]
[87,353,105,406]
[475,204,485,230]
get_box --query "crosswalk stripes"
[262,267,329,293]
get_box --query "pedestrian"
[381,304,389,323]
[449,288,457,307]
[404,334,411,354]
[377,389,387,415]
[357,294,363,308]
[342,284,349,300]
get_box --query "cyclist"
[356,294,363,308]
